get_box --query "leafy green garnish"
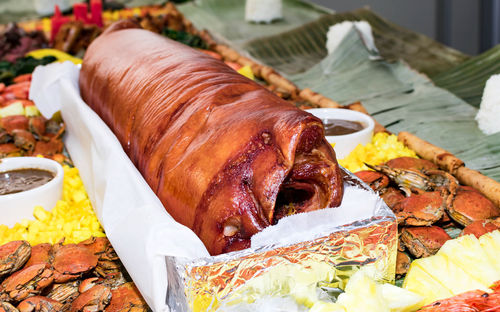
[0,56,56,85]
[161,28,207,49]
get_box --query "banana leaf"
[288,28,500,181]
[243,9,469,77]
[288,29,415,105]
[177,0,331,46]
[244,9,469,77]
[432,44,500,108]
[179,4,468,77]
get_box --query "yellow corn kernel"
[33,206,51,221]
[71,229,92,242]
[0,224,7,236]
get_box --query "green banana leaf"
[243,9,469,77]
[177,0,331,46]
[433,44,500,108]
[288,29,415,105]
[288,29,500,181]
[179,3,468,77]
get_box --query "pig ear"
[103,20,141,35]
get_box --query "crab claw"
[354,170,389,193]
[46,281,80,305]
[365,163,435,196]
[0,129,12,144]
[11,130,36,152]
[44,120,65,139]
[79,273,126,294]
[28,116,47,140]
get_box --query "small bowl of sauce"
[323,119,365,136]
[306,108,375,159]
[0,157,64,227]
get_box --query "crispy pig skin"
[79,21,343,255]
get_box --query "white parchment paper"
[29,62,387,312]
[30,62,210,312]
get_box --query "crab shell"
[0,241,31,278]
[0,116,29,134]
[105,282,148,312]
[70,285,111,312]
[17,296,64,312]
[0,302,18,312]
[460,219,500,238]
[77,238,118,262]
[24,244,51,268]
[400,226,451,258]
[51,245,98,283]
[0,264,54,302]
[0,143,22,158]
[394,191,445,226]
[447,186,500,227]
[385,157,438,171]
[380,187,405,211]
[32,140,64,158]
[395,251,411,277]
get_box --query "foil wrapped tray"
[167,174,397,312]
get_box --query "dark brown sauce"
[0,168,55,195]
[323,119,365,136]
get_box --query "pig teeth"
[223,225,239,237]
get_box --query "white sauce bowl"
[306,108,375,159]
[0,157,64,227]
